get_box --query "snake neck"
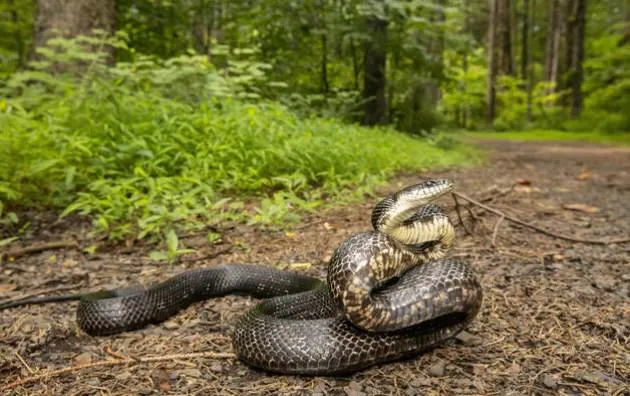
[327,232,428,332]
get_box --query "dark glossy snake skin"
[76,179,483,375]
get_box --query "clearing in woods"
[1,139,629,395]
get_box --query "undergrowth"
[0,35,480,242]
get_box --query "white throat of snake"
[373,179,455,255]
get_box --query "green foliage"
[2,0,630,136]
[572,34,630,132]
[149,229,196,266]
[0,34,479,241]
[0,0,34,76]
[441,49,487,129]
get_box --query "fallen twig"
[491,215,505,247]
[0,351,236,391]
[452,192,630,245]
[180,245,233,263]
[1,239,79,261]
[0,284,84,309]
[452,194,473,236]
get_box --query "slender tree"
[32,0,116,66]
[321,32,330,93]
[487,0,498,123]
[526,0,536,122]
[570,0,587,118]
[192,0,217,59]
[520,0,530,79]
[544,0,561,91]
[363,3,388,126]
[497,0,513,75]
[7,0,25,68]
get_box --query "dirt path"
[1,140,629,395]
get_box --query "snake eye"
[424,179,452,188]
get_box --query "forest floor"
[1,139,629,395]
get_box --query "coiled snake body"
[7,180,483,375]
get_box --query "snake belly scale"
[49,179,483,374]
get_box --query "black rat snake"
[1,179,482,375]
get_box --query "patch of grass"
[1,89,480,241]
[457,130,630,145]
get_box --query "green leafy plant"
[0,34,479,243]
[149,229,196,266]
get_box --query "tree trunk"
[362,7,388,126]
[192,0,216,59]
[544,0,561,90]
[520,0,530,79]
[321,33,329,94]
[350,38,360,91]
[32,0,116,64]
[7,0,25,68]
[526,0,536,122]
[561,0,576,107]
[425,0,446,107]
[622,0,630,45]
[570,0,587,118]
[462,50,469,128]
[497,0,513,75]
[487,0,498,123]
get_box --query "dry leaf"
[63,258,78,268]
[72,352,93,366]
[514,185,540,193]
[289,262,312,270]
[323,222,334,230]
[177,368,202,378]
[0,283,17,293]
[562,203,601,214]
[154,368,172,391]
[576,168,591,181]
[507,362,521,374]
[515,179,532,186]
[284,231,296,238]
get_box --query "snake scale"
[1,179,482,375]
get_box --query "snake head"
[371,179,455,232]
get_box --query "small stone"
[154,368,171,391]
[592,276,616,291]
[344,389,365,396]
[575,370,624,386]
[116,372,132,380]
[429,360,446,377]
[542,374,557,389]
[72,352,92,366]
[455,331,481,346]
[312,384,327,396]
[177,368,202,378]
[162,321,179,330]
[405,388,419,396]
[409,377,431,387]
[344,381,365,396]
